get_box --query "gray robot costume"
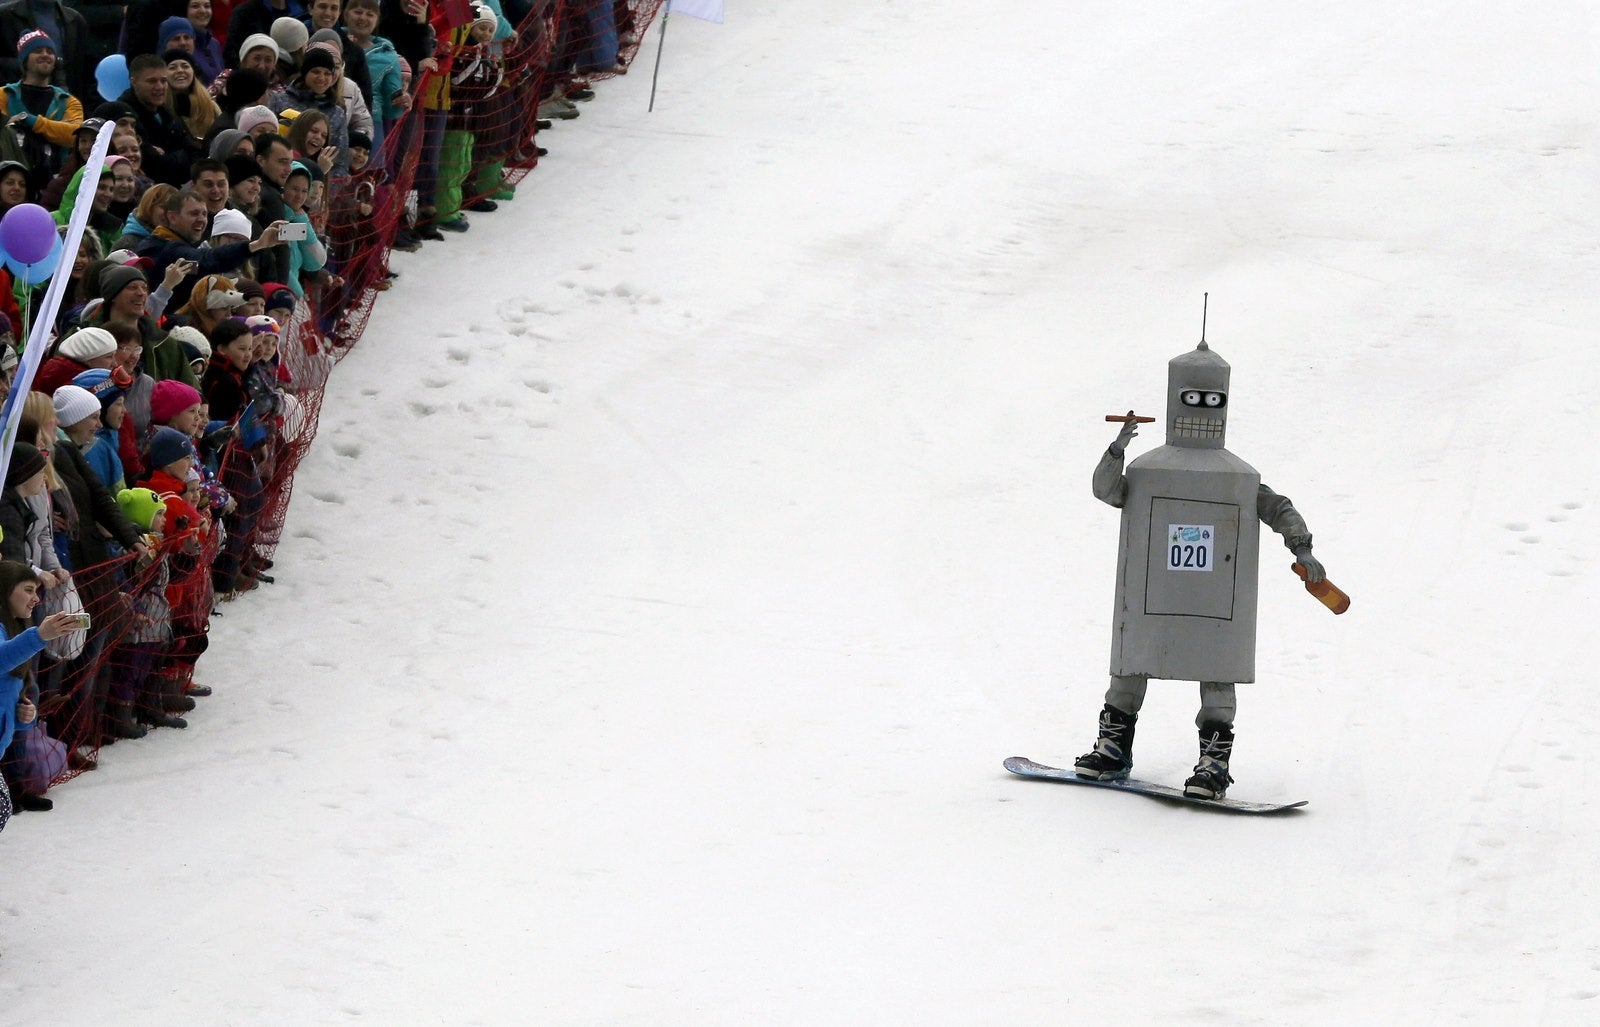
[1075,340,1326,799]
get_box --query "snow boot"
[1183,721,1235,800]
[474,158,513,201]
[105,700,147,740]
[1074,704,1137,780]
[136,678,187,730]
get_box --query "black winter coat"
[0,490,33,566]
[52,440,143,573]
[116,90,199,186]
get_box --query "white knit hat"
[211,208,253,239]
[167,324,211,360]
[238,33,280,62]
[237,105,279,137]
[52,384,102,427]
[58,326,118,362]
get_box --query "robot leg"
[1196,681,1237,729]
[1105,674,1149,715]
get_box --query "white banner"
[0,121,114,487]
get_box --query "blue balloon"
[4,234,62,287]
[95,54,130,102]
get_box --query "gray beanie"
[270,16,309,54]
[98,264,147,307]
[209,129,249,162]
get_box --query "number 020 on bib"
[1166,524,1214,572]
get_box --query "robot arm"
[1092,447,1129,508]
[1092,413,1140,508]
[1257,483,1325,582]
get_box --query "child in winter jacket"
[434,5,503,230]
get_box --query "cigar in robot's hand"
[1104,414,1156,423]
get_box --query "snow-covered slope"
[6,2,1598,1022]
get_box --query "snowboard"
[1003,756,1307,815]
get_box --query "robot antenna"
[1199,293,1209,350]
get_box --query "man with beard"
[133,188,285,308]
[0,0,89,100]
[1,30,81,193]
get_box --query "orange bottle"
[1292,562,1350,615]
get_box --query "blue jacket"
[0,627,46,755]
[83,428,127,492]
[359,34,404,145]
[284,208,325,295]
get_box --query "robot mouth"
[1173,416,1224,439]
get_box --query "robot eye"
[1181,390,1203,406]
[1203,392,1226,408]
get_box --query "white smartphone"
[278,221,308,241]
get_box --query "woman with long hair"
[0,559,83,828]
[20,393,153,743]
[165,48,221,140]
[285,108,336,178]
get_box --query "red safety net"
[5,0,664,801]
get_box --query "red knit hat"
[150,380,203,424]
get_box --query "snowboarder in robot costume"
[1073,338,1328,799]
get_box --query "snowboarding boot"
[1074,704,1137,780]
[1183,722,1235,800]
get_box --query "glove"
[1293,548,1325,584]
[1107,410,1140,458]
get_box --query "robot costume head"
[1166,341,1230,449]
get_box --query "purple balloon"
[0,203,58,266]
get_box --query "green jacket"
[89,307,201,389]
[53,164,121,255]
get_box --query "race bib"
[1166,524,1214,572]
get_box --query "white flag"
[668,0,724,23]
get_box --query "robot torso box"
[1111,445,1262,683]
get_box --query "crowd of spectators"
[0,0,654,828]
